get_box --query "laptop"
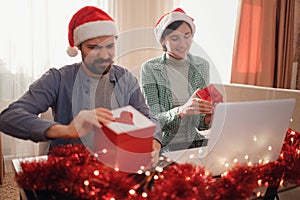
[162,98,295,176]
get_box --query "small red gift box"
[94,105,156,173]
[196,84,223,105]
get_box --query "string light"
[102,149,107,154]
[83,180,89,186]
[224,162,229,168]
[155,166,163,172]
[291,137,294,143]
[279,179,284,187]
[93,170,99,176]
[13,128,299,200]
[129,189,136,195]
[257,179,262,186]
[222,171,228,177]
[268,146,272,151]
[253,136,257,141]
[142,192,148,198]
[256,191,261,197]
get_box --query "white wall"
[179,0,239,84]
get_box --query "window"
[179,0,239,83]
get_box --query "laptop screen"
[162,98,295,176]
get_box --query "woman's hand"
[178,89,214,118]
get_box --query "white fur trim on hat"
[66,46,79,57]
[73,20,119,46]
[154,12,196,43]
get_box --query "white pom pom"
[66,46,78,57]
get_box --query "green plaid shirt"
[141,53,210,148]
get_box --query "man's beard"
[84,58,113,75]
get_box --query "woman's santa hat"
[154,8,196,43]
[67,6,119,57]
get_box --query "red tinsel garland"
[15,129,300,200]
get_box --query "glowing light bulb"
[186,176,191,181]
[257,179,262,186]
[244,155,249,160]
[280,153,284,159]
[258,159,263,164]
[154,175,159,180]
[253,136,257,142]
[159,156,164,161]
[280,179,284,186]
[94,153,99,158]
[256,192,261,197]
[247,161,252,166]
[142,192,148,198]
[268,146,272,151]
[291,137,294,143]
[110,198,116,200]
[155,166,163,172]
[189,154,194,159]
[224,162,229,168]
[84,180,89,186]
[233,158,238,163]
[145,171,150,176]
[291,131,296,135]
[129,189,136,195]
[102,149,107,153]
[93,170,99,176]
[290,118,293,122]
[137,170,143,174]
[114,167,119,172]
[140,166,145,170]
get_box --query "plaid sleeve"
[141,62,181,133]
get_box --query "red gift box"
[94,105,156,173]
[196,84,223,104]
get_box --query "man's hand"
[45,107,114,139]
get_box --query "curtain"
[231,0,295,88]
[0,0,101,168]
[107,0,179,80]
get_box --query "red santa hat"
[154,8,196,43]
[67,6,119,57]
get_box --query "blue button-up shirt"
[0,62,162,149]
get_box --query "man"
[0,6,161,153]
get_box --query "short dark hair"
[160,20,192,51]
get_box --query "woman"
[141,8,214,152]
